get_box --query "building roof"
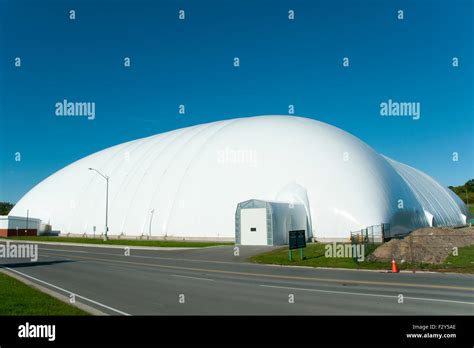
[10,115,470,239]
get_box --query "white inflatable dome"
[10,116,470,240]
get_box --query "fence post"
[365,228,368,252]
[410,232,415,273]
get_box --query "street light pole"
[149,209,155,238]
[25,209,29,235]
[105,176,109,240]
[89,168,110,241]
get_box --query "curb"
[0,239,203,251]
[0,268,107,315]
[256,262,472,275]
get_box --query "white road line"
[39,254,73,261]
[40,248,88,253]
[171,274,214,282]
[260,284,474,306]
[2,266,131,315]
[41,248,241,265]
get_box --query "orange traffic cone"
[391,258,399,273]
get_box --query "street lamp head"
[89,167,109,180]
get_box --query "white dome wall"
[385,157,471,228]
[10,116,468,240]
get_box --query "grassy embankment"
[250,243,474,273]
[0,272,89,315]
[0,236,232,248]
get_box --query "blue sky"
[0,0,473,203]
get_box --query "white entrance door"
[241,208,267,245]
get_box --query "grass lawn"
[0,272,89,315]
[436,244,474,273]
[250,243,389,270]
[250,243,474,273]
[1,236,232,248]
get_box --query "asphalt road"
[1,241,473,315]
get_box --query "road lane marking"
[41,248,88,253]
[260,284,474,305]
[1,266,131,316]
[41,252,474,292]
[171,274,214,281]
[40,247,242,265]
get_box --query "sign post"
[288,230,306,261]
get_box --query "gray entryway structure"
[235,199,310,246]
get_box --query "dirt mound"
[367,226,474,264]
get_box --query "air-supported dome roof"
[10,115,469,240]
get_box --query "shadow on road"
[0,259,75,269]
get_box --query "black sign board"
[289,230,306,250]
